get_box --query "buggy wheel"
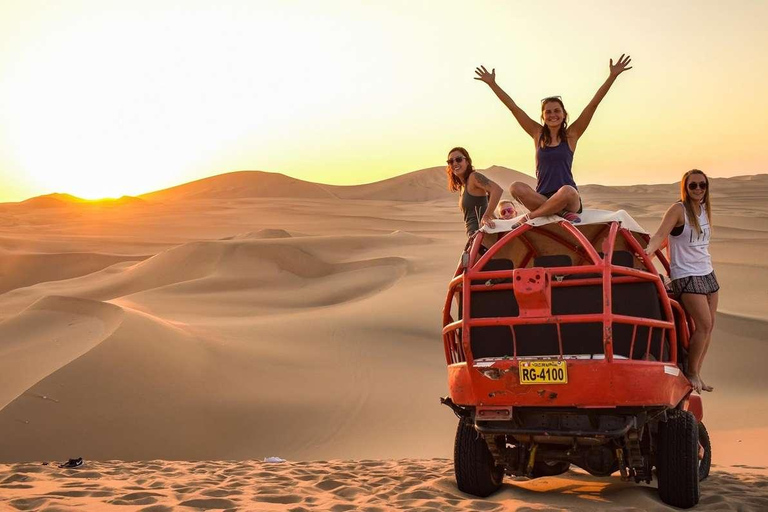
[532,460,571,477]
[698,421,711,481]
[657,410,700,509]
[454,417,503,497]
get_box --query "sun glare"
[2,3,396,199]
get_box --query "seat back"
[468,259,518,358]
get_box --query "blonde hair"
[680,169,712,236]
[495,200,516,217]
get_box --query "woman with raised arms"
[474,55,632,224]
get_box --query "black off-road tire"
[454,418,504,497]
[532,460,571,477]
[657,410,700,509]
[698,421,711,481]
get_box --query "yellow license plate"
[519,360,568,385]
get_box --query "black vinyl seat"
[609,250,635,268]
[533,254,573,268]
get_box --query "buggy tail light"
[476,406,513,421]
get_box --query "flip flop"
[59,457,83,468]
[508,213,531,230]
[560,211,581,223]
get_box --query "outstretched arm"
[470,172,504,229]
[569,54,632,140]
[645,203,684,256]
[474,66,541,140]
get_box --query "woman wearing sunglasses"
[645,170,719,393]
[474,55,632,224]
[446,147,503,237]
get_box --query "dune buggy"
[441,210,711,509]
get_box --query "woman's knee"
[683,294,714,335]
[510,181,531,199]
[694,314,714,336]
[560,185,579,200]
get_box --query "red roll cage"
[441,218,694,409]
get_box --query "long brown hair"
[680,169,712,236]
[445,147,474,192]
[539,97,569,148]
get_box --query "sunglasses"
[500,207,516,216]
[446,156,466,165]
[541,95,562,103]
[687,181,708,191]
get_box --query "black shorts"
[542,188,583,214]
[669,271,720,298]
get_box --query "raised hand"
[609,54,632,77]
[474,65,496,85]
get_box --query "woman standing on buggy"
[645,170,719,393]
[474,54,632,225]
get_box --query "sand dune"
[0,296,124,411]
[322,165,534,202]
[0,251,145,294]
[1,169,767,509]
[119,166,536,204]
[0,232,421,319]
[224,228,297,239]
[140,171,339,202]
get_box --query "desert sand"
[1,167,767,510]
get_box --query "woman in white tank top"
[645,170,719,394]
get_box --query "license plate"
[519,360,568,385]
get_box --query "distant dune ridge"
[3,193,147,210]
[1,166,538,207]
[5,168,766,207]
[1,168,768,510]
[134,166,538,203]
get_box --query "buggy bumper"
[447,358,691,408]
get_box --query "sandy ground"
[1,168,767,510]
[1,459,767,511]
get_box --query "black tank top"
[461,187,488,237]
[536,139,577,195]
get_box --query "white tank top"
[669,203,713,280]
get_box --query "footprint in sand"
[251,493,303,504]
[107,491,165,506]
[178,497,236,509]
[9,497,49,510]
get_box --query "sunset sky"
[1,0,766,201]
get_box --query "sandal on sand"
[560,211,581,223]
[59,457,83,468]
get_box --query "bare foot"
[688,374,703,393]
[700,380,714,392]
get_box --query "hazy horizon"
[4,165,766,205]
